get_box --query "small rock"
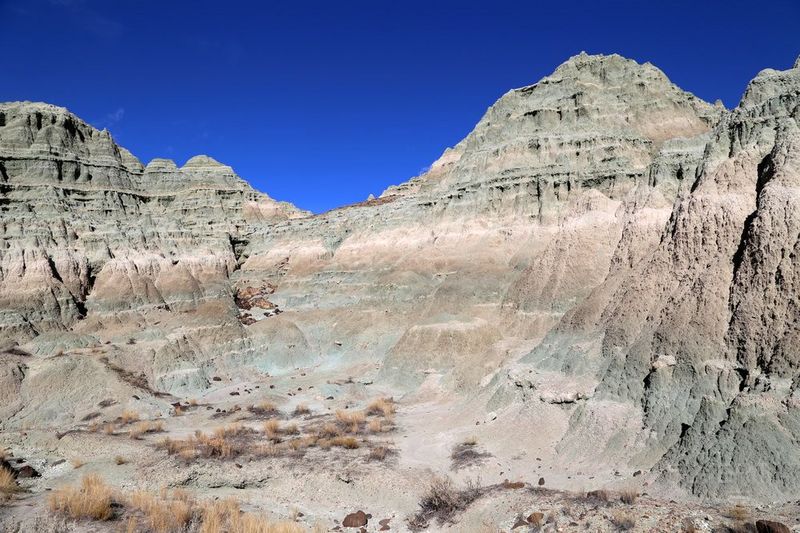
[527,512,544,526]
[229,391,239,396]
[756,520,791,533]
[16,465,40,478]
[342,510,368,528]
[212,376,221,381]
[538,477,545,486]
[633,470,642,477]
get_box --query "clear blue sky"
[1,0,798,213]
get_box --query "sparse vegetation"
[48,474,114,520]
[70,458,85,469]
[114,455,127,465]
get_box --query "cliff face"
[1,54,798,501]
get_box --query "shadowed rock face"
[1,53,798,501]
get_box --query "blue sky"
[1,0,798,213]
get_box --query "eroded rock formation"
[2,53,799,501]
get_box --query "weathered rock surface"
[1,53,799,503]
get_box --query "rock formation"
[1,53,799,504]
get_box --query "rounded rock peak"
[144,158,178,171]
[182,154,225,168]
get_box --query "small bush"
[293,403,311,416]
[317,423,341,439]
[368,446,390,461]
[114,456,127,465]
[409,476,483,530]
[335,409,366,432]
[129,420,164,439]
[619,489,639,504]
[48,474,114,521]
[366,397,396,417]
[70,458,85,469]
[263,419,281,439]
[331,436,359,449]
[127,489,193,532]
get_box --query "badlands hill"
[1,53,800,531]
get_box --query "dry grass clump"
[585,489,611,503]
[293,403,311,416]
[263,419,282,440]
[249,401,281,418]
[368,445,391,461]
[331,436,359,449]
[317,422,341,439]
[48,474,114,521]
[610,509,636,530]
[619,488,639,505]
[70,458,85,469]
[0,467,20,501]
[335,409,366,433]
[408,476,482,531]
[114,456,127,465]
[366,397,396,417]
[368,419,385,434]
[127,489,192,532]
[103,423,116,435]
[129,420,165,439]
[213,423,246,438]
[119,409,140,425]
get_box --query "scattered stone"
[527,512,544,526]
[538,477,545,486]
[342,511,368,528]
[16,465,40,478]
